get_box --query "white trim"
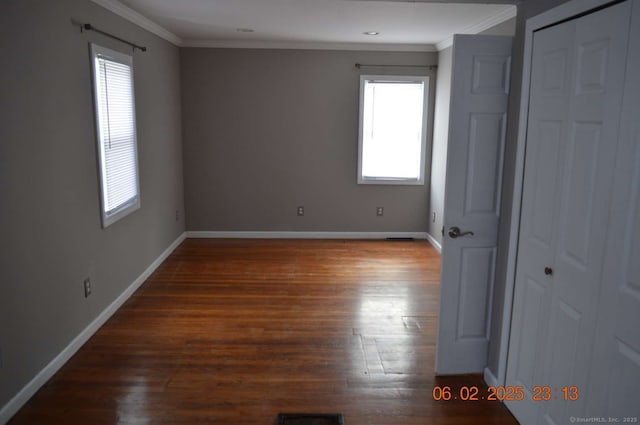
[90,0,182,46]
[498,0,617,388]
[187,231,428,240]
[483,366,499,388]
[436,6,517,51]
[425,232,442,254]
[0,232,187,424]
[182,39,436,52]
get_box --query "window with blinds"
[90,44,140,227]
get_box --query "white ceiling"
[95,0,517,51]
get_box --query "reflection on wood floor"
[10,239,517,424]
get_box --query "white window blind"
[91,44,140,227]
[357,75,429,185]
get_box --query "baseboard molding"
[186,231,429,240]
[425,232,442,253]
[0,232,187,424]
[483,366,499,388]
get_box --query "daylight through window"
[358,75,428,185]
[91,44,140,227]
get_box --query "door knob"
[448,226,474,238]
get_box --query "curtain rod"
[81,23,147,52]
[355,63,437,70]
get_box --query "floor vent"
[277,413,345,425]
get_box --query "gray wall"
[428,46,452,246]
[181,49,437,232]
[487,0,574,379]
[0,0,185,410]
[480,17,517,36]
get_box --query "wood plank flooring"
[10,239,518,424]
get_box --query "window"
[90,44,140,227]
[357,75,429,185]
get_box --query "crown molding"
[182,39,437,52]
[90,0,183,46]
[436,5,517,51]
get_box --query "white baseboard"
[425,232,442,253]
[0,232,187,425]
[186,231,428,240]
[483,366,499,388]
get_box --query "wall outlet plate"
[376,207,384,216]
[84,278,92,298]
[297,206,304,216]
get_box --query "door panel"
[530,121,562,246]
[558,121,601,267]
[435,35,512,374]
[576,39,610,94]
[464,113,506,215]
[541,49,569,95]
[514,278,546,390]
[458,247,495,339]
[626,194,640,290]
[543,300,581,424]
[471,55,510,94]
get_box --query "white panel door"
[505,19,574,422]
[506,2,632,424]
[436,35,512,374]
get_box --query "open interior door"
[435,34,512,374]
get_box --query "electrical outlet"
[175,209,180,222]
[297,206,304,216]
[84,278,92,298]
[376,207,384,216]
[432,212,436,222]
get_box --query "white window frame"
[90,43,141,228]
[357,74,429,185]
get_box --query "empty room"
[1,0,639,424]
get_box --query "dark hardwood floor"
[10,239,518,424]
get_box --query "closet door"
[505,17,573,423]
[506,2,632,424]
[587,0,640,419]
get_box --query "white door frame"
[496,0,623,386]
